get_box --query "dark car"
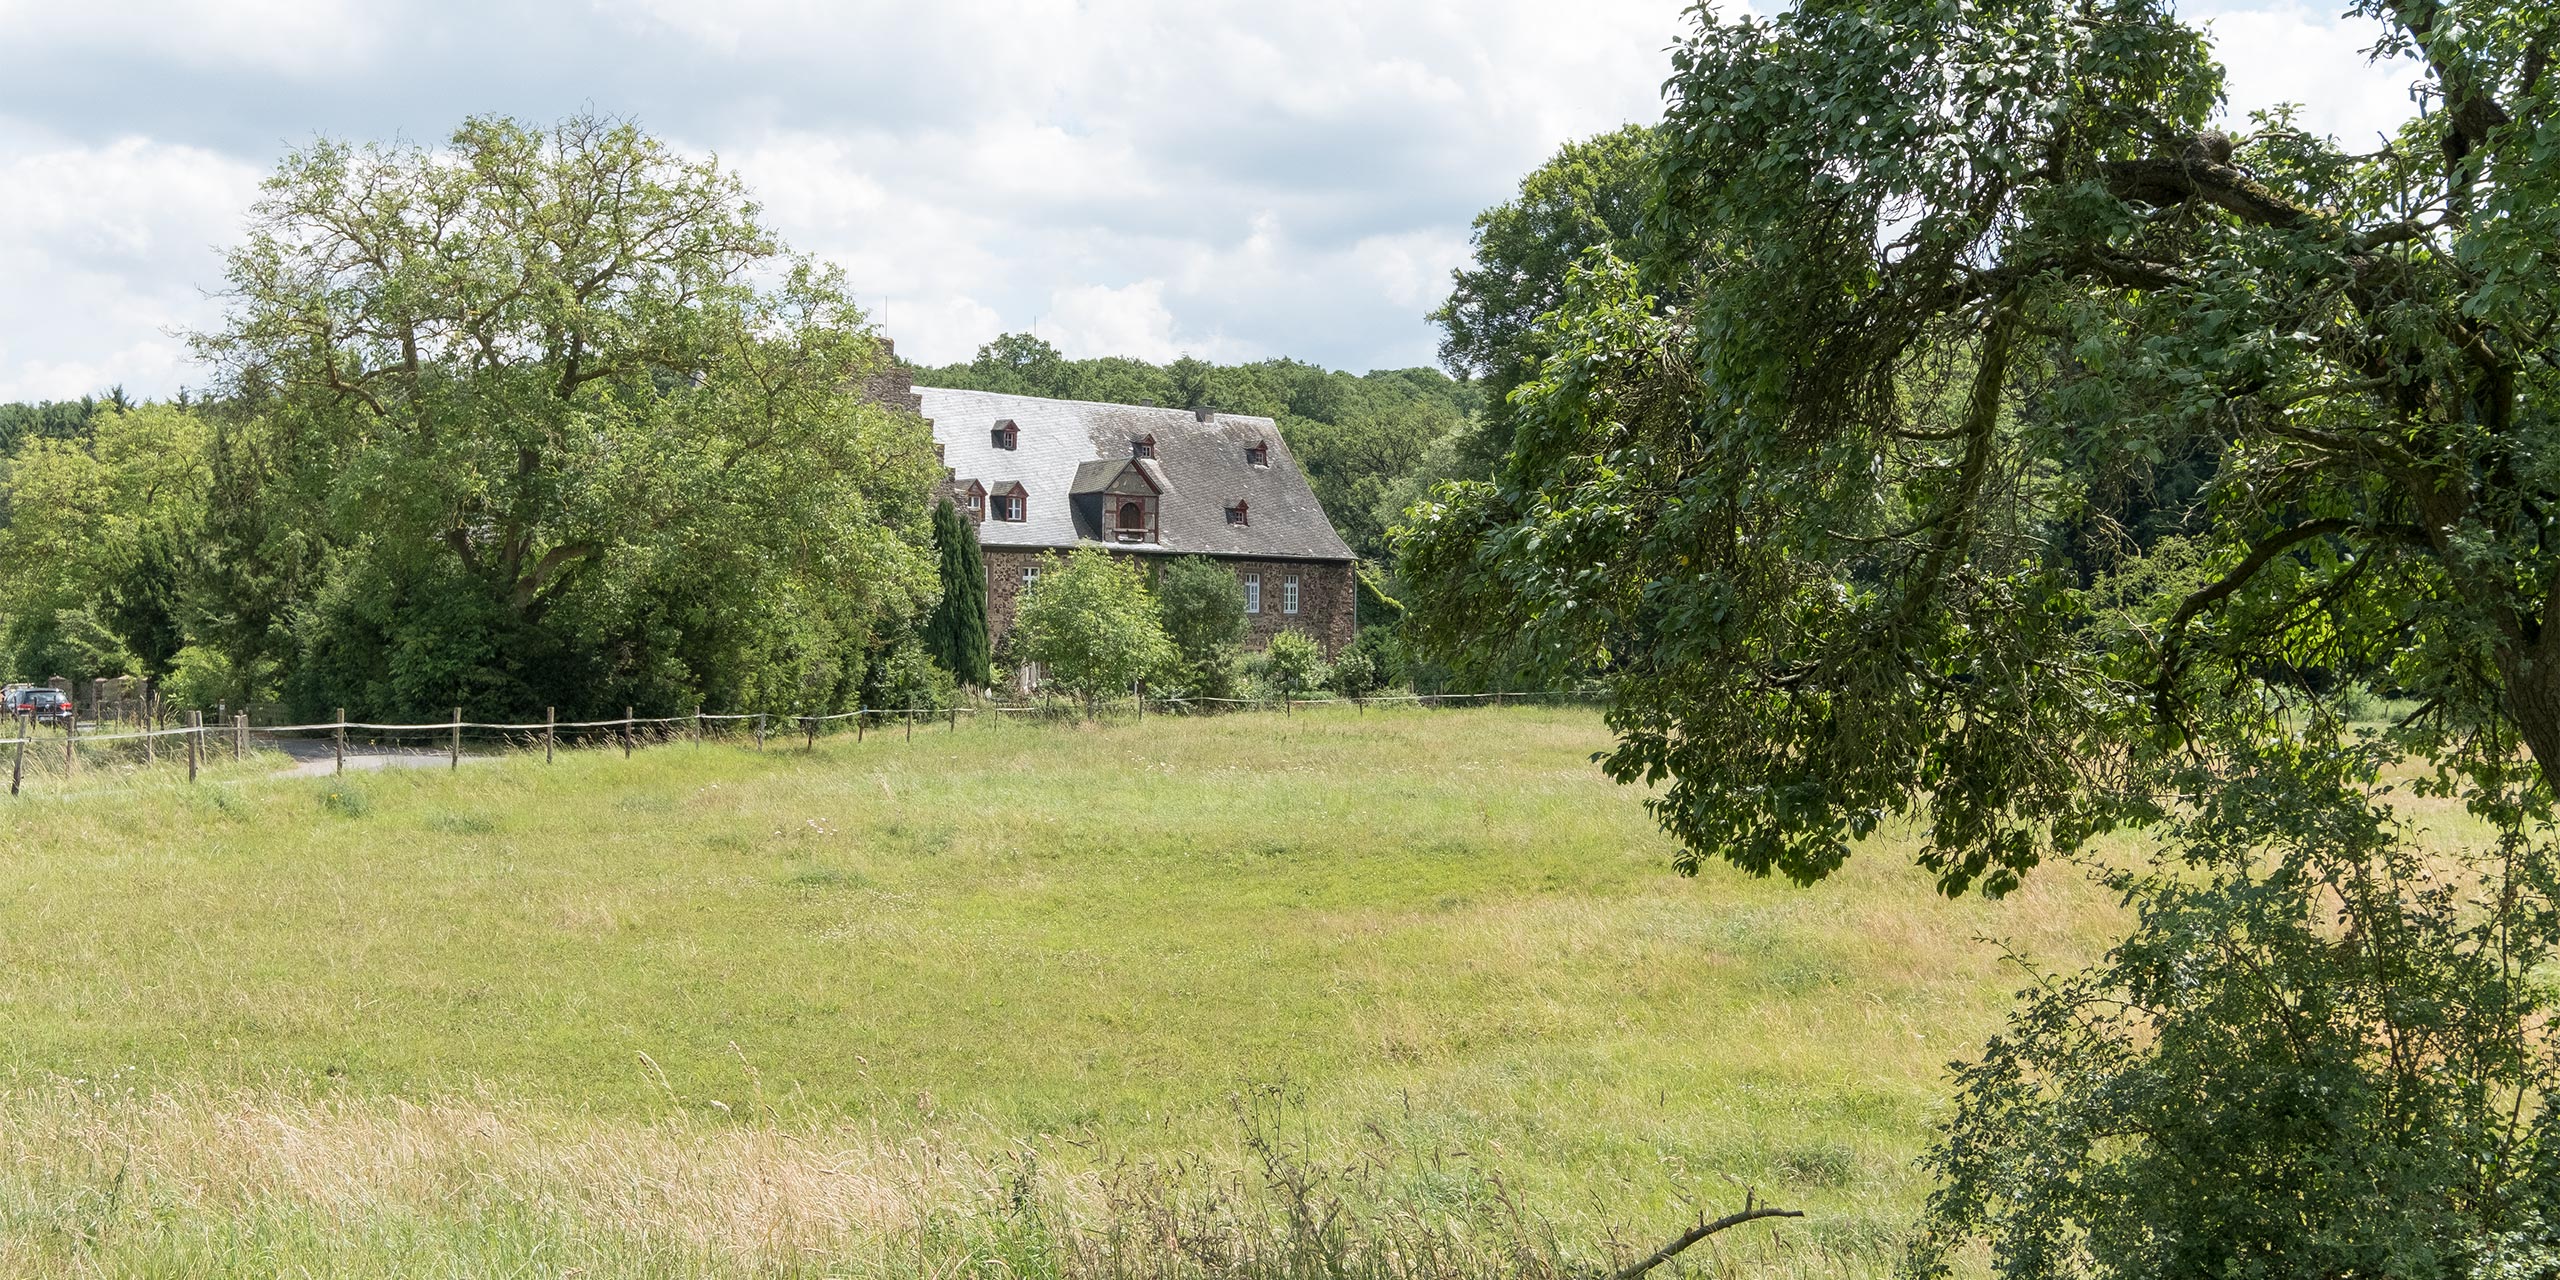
[8,687,72,727]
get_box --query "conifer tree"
[926,499,992,687]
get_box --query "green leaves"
[192,114,941,717]
[1009,549,1177,707]
[1914,746,2560,1279]
[1406,0,2560,900]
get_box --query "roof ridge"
[910,385,1278,425]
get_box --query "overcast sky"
[0,0,2418,402]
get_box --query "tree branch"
[2159,518,2354,650]
[510,539,599,611]
[1612,1195,1804,1280]
[2101,147,2320,231]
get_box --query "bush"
[1011,550,1176,711]
[1910,745,2560,1280]
[162,643,276,711]
[862,633,957,713]
[1260,631,1329,698]
[1154,558,1249,702]
[1329,626,1398,699]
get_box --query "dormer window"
[1244,442,1268,467]
[991,481,1027,521]
[963,481,986,521]
[991,420,1019,450]
[1225,500,1249,526]
[1131,434,1156,460]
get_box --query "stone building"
[912,385,1358,659]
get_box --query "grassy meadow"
[0,705,2127,1277]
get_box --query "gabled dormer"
[991,419,1019,450]
[988,480,1027,522]
[1070,457,1162,544]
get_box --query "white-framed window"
[993,493,1025,521]
[1243,573,1261,614]
[1283,575,1300,614]
[1022,564,1040,589]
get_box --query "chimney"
[1194,408,1215,423]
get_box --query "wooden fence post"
[187,711,200,783]
[755,713,765,752]
[692,707,702,747]
[905,708,913,743]
[624,707,635,759]
[857,711,865,743]
[451,707,461,770]
[949,704,957,732]
[65,713,76,779]
[334,708,345,776]
[234,713,246,763]
[143,692,157,765]
[546,707,555,764]
[10,713,24,795]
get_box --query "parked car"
[7,687,73,727]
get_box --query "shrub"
[1261,631,1329,698]
[1011,550,1176,712]
[1330,626,1398,699]
[1154,558,1249,703]
[1910,746,2560,1280]
[862,632,957,713]
[162,643,277,711]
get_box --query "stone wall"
[1225,557,1356,656]
[860,339,925,418]
[981,548,1355,660]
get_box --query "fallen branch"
[1611,1193,1805,1280]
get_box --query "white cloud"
[0,0,382,78]
[0,0,2443,395]
[0,127,261,401]
[1040,281,1253,364]
[870,294,1006,366]
[2200,0,2419,144]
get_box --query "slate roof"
[914,387,1355,562]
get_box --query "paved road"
[266,735,500,777]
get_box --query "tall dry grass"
[0,705,2141,1277]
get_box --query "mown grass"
[0,705,2125,1277]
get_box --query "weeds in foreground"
[0,1079,1810,1280]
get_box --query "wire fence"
[0,687,1602,798]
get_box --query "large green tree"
[1152,555,1248,699]
[0,403,210,683]
[198,114,940,717]
[1430,125,1655,472]
[1400,0,2560,1269]
[1404,0,2560,892]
